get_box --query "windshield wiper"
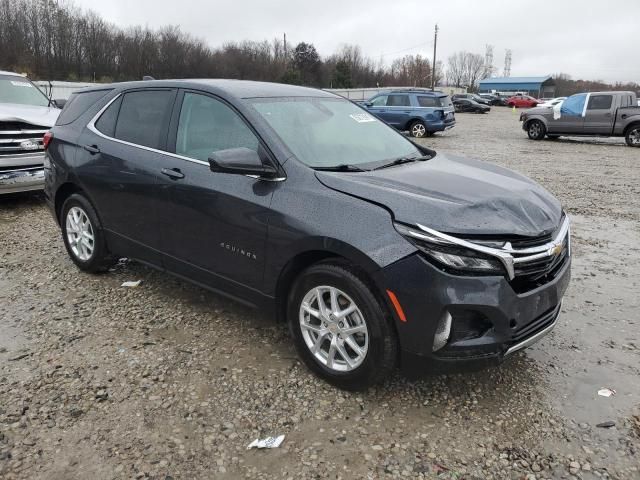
[313,164,367,172]
[373,155,431,171]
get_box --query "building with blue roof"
[478,76,556,98]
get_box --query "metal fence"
[325,86,467,100]
[34,81,98,100]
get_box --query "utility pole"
[284,33,287,58]
[431,24,438,91]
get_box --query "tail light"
[43,131,53,150]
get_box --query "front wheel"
[625,125,640,147]
[527,120,546,140]
[288,262,398,390]
[409,120,428,138]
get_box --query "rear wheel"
[288,262,397,390]
[61,194,114,272]
[409,120,427,138]
[527,120,546,140]
[625,125,640,147]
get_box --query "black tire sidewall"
[527,120,546,140]
[287,263,396,390]
[61,194,110,272]
[626,126,640,147]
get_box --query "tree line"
[1,0,637,94]
[0,0,443,88]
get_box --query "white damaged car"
[0,71,61,194]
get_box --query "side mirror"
[208,147,277,177]
[364,101,373,107]
[52,98,66,109]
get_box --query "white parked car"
[537,97,566,108]
[1,70,61,194]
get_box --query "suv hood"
[315,153,562,237]
[0,103,60,127]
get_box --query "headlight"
[394,222,505,275]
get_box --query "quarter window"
[587,95,613,110]
[114,90,175,150]
[94,96,122,137]
[176,92,259,161]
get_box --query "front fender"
[522,114,549,130]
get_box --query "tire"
[527,120,546,140]
[409,120,427,138]
[625,125,640,147]
[61,193,114,272]
[287,262,398,390]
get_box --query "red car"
[506,95,540,108]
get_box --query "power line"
[379,40,434,58]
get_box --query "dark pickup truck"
[520,91,640,147]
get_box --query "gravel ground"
[1,108,639,479]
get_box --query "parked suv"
[0,70,61,194]
[452,93,491,106]
[45,80,571,390]
[362,90,455,137]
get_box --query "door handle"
[161,167,185,180]
[621,114,628,119]
[83,144,100,154]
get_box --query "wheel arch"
[273,241,386,324]
[54,182,84,225]
[623,120,640,137]
[523,115,549,131]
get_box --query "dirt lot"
[1,108,639,479]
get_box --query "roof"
[82,79,336,99]
[479,76,552,85]
[387,89,447,96]
[0,70,24,76]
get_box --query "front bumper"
[0,166,45,194]
[376,253,571,375]
[0,152,45,194]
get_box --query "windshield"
[250,97,421,169]
[0,75,50,107]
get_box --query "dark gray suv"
[44,80,571,390]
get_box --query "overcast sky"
[75,0,639,83]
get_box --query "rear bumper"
[0,166,45,194]
[375,253,571,376]
[427,119,456,132]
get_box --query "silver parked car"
[0,71,61,194]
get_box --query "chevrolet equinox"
[44,80,571,390]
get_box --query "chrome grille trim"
[415,215,571,280]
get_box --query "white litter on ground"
[121,280,142,287]
[247,435,285,450]
[597,388,616,398]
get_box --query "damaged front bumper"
[0,166,45,194]
[0,152,45,194]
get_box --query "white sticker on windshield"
[11,81,33,87]
[349,113,376,123]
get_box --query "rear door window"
[417,96,438,107]
[587,95,613,110]
[114,90,176,150]
[387,94,410,107]
[55,89,112,126]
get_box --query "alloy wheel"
[529,122,542,138]
[299,286,369,372]
[411,123,426,138]
[65,206,95,261]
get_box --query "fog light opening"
[432,311,452,352]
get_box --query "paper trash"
[597,388,616,398]
[121,280,142,287]
[247,435,285,450]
